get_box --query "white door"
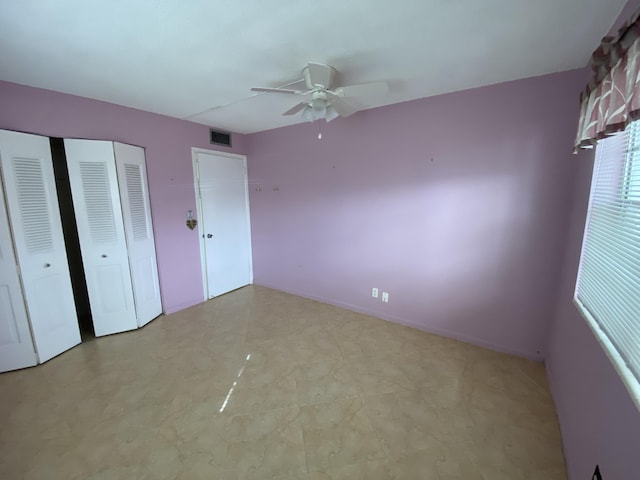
[0,130,81,363]
[64,139,138,337]
[114,142,162,327]
[195,151,252,298]
[0,176,37,372]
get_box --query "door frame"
[191,147,253,301]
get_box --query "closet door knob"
[44,263,51,268]
[101,254,108,258]
[207,233,214,238]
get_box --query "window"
[575,120,640,408]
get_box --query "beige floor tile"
[242,337,297,371]
[291,329,343,363]
[85,464,149,480]
[388,444,482,480]
[344,354,415,396]
[159,401,231,463]
[467,421,566,480]
[295,356,359,406]
[288,311,331,337]
[363,390,448,458]
[299,398,386,470]
[0,285,566,479]
[222,373,299,415]
[309,459,395,480]
[174,452,225,480]
[219,407,307,479]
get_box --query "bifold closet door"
[114,143,162,327]
[64,139,138,337]
[0,130,81,363]
[0,175,37,372]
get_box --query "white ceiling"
[0,1,628,134]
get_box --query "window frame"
[574,121,640,412]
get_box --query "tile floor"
[0,286,566,479]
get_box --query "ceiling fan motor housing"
[303,63,336,90]
[309,90,330,113]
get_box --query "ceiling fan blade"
[306,62,335,88]
[333,81,388,98]
[251,87,302,95]
[330,98,359,118]
[282,102,307,116]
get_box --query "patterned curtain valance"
[574,8,640,152]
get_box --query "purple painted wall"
[247,69,585,360]
[0,80,247,314]
[546,151,640,479]
[545,1,640,479]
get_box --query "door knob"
[101,254,108,258]
[207,234,213,238]
[44,263,51,268]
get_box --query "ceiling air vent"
[209,129,232,147]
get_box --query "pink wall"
[0,81,247,314]
[246,69,586,360]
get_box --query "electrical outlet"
[371,288,379,298]
[382,292,389,303]
[592,465,602,480]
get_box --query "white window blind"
[575,120,640,409]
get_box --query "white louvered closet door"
[64,139,138,337]
[114,142,162,327]
[0,130,81,363]
[0,170,37,372]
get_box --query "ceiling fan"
[251,62,388,123]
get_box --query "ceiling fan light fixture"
[302,98,330,122]
[301,104,314,122]
[325,105,339,122]
[301,91,340,123]
[311,97,326,118]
